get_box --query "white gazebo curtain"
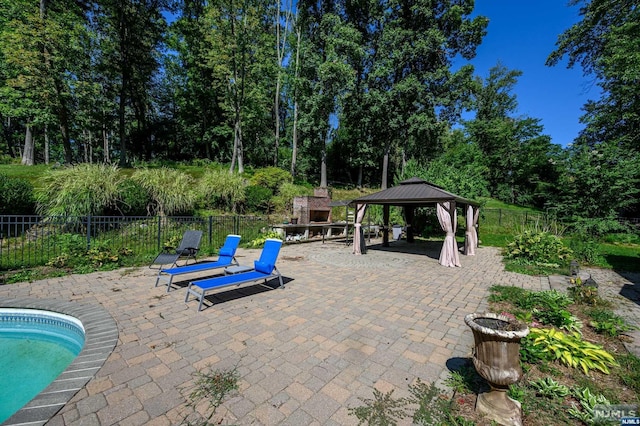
[464,205,480,256]
[352,203,368,255]
[437,201,461,267]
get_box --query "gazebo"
[349,177,480,267]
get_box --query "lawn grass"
[0,164,53,187]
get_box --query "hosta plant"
[568,387,610,425]
[529,377,571,398]
[505,229,573,266]
[528,328,619,374]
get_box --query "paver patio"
[1,239,637,425]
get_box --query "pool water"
[0,309,85,423]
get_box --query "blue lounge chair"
[185,238,284,311]
[154,234,241,292]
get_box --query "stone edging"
[0,298,118,426]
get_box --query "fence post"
[208,216,213,247]
[157,216,162,251]
[234,215,239,235]
[86,215,92,250]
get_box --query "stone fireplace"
[293,188,332,225]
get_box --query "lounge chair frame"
[154,234,241,292]
[185,238,284,311]
[150,230,203,269]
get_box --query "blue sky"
[462,0,598,147]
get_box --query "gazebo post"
[383,205,390,247]
[405,206,415,243]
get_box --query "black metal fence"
[0,215,269,270]
[481,208,553,229]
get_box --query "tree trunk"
[44,123,49,165]
[118,89,127,166]
[22,123,35,165]
[381,144,389,189]
[102,121,110,164]
[290,28,302,177]
[236,117,244,174]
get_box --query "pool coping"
[0,298,118,426]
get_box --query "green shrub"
[132,168,196,216]
[244,185,273,213]
[0,173,35,214]
[250,167,292,193]
[35,164,123,217]
[197,168,245,212]
[111,179,150,216]
[505,229,573,267]
[568,233,601,265]
[571,217,628,237]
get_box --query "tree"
[0,0,91,164]
[551,142,640,223]
[465,64,560,206]
[547,0,640,153]
[202,0,276,174]
[548,0,640,219]
[356,0,487,188]
[91,0,168,166]
[297,0,362,186]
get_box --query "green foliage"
[197,168,245,213]
[505,229,573,267]
[132,168,196,216]
[0,173,35,214]
[183,367,239,425]
[247,231,282,248]
[517,289,573,310]
[244,185,273,214]
[349,388,409,426]
[616,353,640,395]
[568,234,602,265]
[489,286,580,331]
[520,334,555,364]
[528,327,619,374]
[488,285,528,304]
[443,364,483,395]
[507,384,526,403]
[552,144,640,226]
[585,307,635,337]
[44,234,132,270]
[568,277,608,306]
[568,386,611,425]
[409,380,461,426]
[250,167,292,193]
[272,182,313,216]
[113,179,151,216]
[35,165,123,217]
[398,157,489,201]
[529,377,571,399]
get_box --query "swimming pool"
[0,308,85,423]
[0,298,118,426]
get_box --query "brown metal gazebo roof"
[350,177,479,207]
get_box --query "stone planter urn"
[464,312,529,426]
